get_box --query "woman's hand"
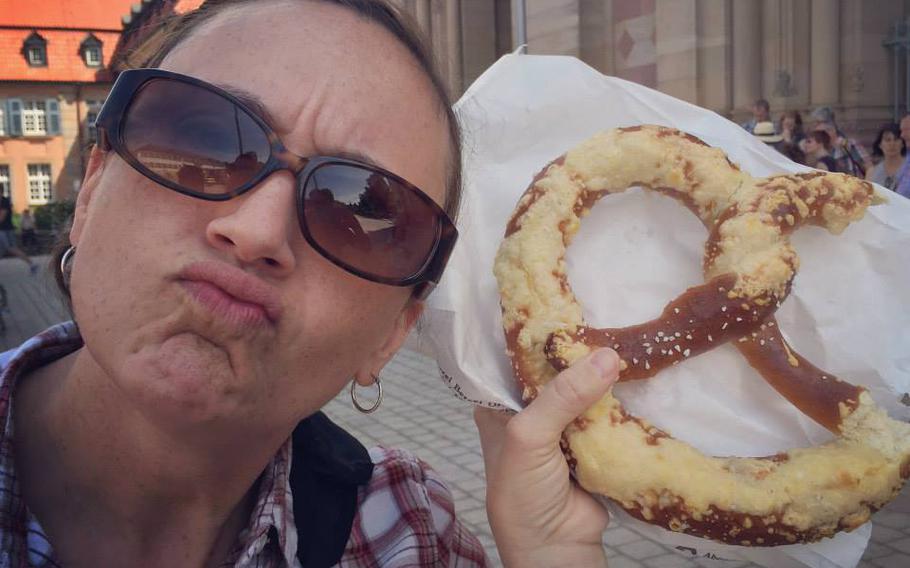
[475,349,619,567]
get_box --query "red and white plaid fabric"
[0,323,488,567]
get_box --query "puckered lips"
[178,261,282,329]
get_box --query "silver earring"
[351,373,382,414]
[60,246,76,292]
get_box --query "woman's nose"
[205,171,298,274]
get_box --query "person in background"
[808,106,872,178]
[752,121,783,149]
[866,123,906,191]
[0,195,38,275]
[740,98,771,134]
[892,114,910,198]
[804,130,837,172]
[19,208,37,252]
[778,110,805,149]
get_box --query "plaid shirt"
[0,323,487,567]
[831,135,870,177]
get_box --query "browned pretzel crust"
[494,125,910,546]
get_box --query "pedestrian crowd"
[742,98,910,198]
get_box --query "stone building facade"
[393,0,910,142]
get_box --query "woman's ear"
[353,299,424,387]
[69,145,108,247]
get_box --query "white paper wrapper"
[416,53,910,568]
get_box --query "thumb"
[509,348,619,449]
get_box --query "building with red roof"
[0,0,136,217]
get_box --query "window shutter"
[7,99,22,136]
[0,99,5,136]
[46,98,61,135]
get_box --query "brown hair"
[53,0,462,302]
[808,130,831,151]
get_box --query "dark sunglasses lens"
[303,164,439,280]
[122,79,270,194]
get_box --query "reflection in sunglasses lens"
[122,79,270,195]
[304,164,437,279]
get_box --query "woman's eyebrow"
[216,83,277,127]
[213,83,385,170]
[327,150,383,170]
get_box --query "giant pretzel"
[493,125,910,546]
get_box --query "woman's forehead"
[158,1,449,202]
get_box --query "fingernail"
[590,348,619,376]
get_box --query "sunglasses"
[95,68,457,300]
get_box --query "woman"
[866,123,906,190]
[804,130,838,172]
[0,1,620,566]
[778,110,805,149]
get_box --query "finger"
[474,407,511,473]
[509,348,619,450]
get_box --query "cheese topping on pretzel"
[494,125,910,546]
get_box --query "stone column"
[460,0,498,88]
[445,0,463,93]
[579,0,613,74]
[655,0,698,103]
[696,0,731,113]
[526,0,580,57]
[414,0,431,38]
[810,0,839,106]
[731,0,762,114]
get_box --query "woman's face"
[781,116,795,131]
[879,131,903,158]
[804,137,819,154]
[68,1,450,434]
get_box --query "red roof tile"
[0,0,137,31]
[0,28,120,82]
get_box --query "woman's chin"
[120,332,247,426]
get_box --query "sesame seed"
[683,349,691,357]
[721,322,728,330]
[736,317,742,322]
[632,358,639,364]
[674,307,680,314]
[646,347,653,355]
[685,334,692,340]
[674,332,681,337]
[707,334,713,342]
[657,331,665,337]
[645,361,651,370]
[674,345,681,352]
[721,306,727,312]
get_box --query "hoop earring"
[351,374,382,414]
[60,246,76,292]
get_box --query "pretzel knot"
[493,125,910,546]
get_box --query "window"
[85,100,104,143]
[0,105,4,136]
[22,100,47,135]
[23,32,47,67]
[4,99,61,137]
[85,46,101,66]
[27,164,52,205]
[0,166,9,198]
[81,34,103,68]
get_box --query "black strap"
[289,411,374,568]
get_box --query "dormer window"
[81,34,103,68]
[23,32,47,67]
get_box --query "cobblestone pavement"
[325,347,910,568]
[3,257,908,567]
